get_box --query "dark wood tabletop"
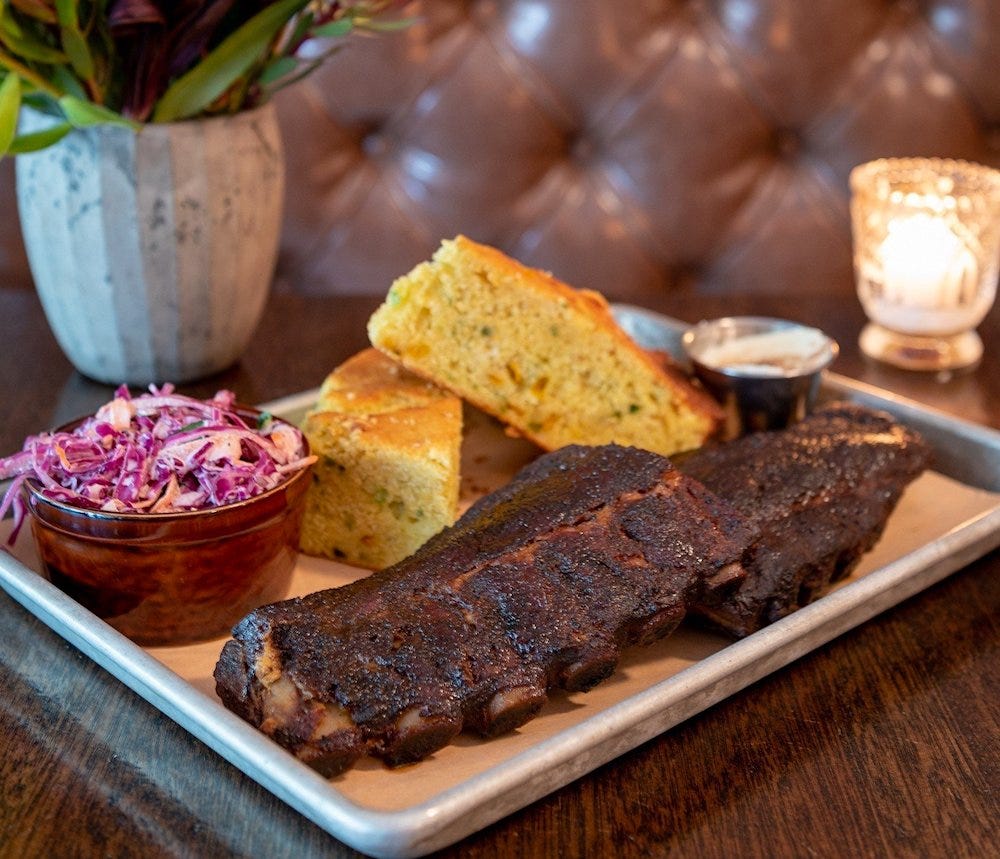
[0,285,997,859]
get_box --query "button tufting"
[570,135,596,165]
[775,130,801,159]
[272,0,999,300]
[361,130,388,158]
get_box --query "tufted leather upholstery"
[3,0,999,303]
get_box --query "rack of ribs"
[680,402,932,637]
[214,444,753,775]
[214,403,930,775]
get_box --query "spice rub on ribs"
[214,444,753,775]
[680,403,932,637]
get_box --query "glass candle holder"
[850,157,1000,370]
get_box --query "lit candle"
[850,156,1000,370]
[878,213,977,308]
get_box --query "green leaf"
[257,54,298,86]
[0,24,69,65]
[54,0,93,81]
[58,95,138,129]
[311,19,354,38]
[22,90,61,113]
[8,1,58,25]
[3,37,68,66]
[0,6,23,39]
[8,120,71,152]
[60,26,93,80]
[0,72,20,155]
[53,0,78,27]
[354,16,417,32]
[153,0,310,123]
[259,54,325,94]
[51,65,86,100]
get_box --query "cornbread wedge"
[299,349,462,570]
[368,236,721,455]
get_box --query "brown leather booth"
[3,0,998,303]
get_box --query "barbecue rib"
[679,402,932,637]
[214,444,752,775]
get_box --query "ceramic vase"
[15,103,284,385]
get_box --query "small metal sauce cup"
[682,317,839,438]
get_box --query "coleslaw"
[0,384,316,544]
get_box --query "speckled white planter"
[15,103,284,385]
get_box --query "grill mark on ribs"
[679,402,931,637]
[215,444,753,775]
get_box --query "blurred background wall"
[3,0,998,302]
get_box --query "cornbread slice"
[299,349,462,570]
[368,236,722,456]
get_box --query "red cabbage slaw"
[0,384,316,544]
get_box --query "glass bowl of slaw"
[0,385,315,646]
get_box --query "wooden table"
[1,287,997,858]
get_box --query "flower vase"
[15,102,284,385]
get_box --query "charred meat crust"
[680,402,932,637]
[214,444,752,775]
[215,406,930,775]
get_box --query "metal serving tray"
[2,306,999,858]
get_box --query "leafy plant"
[0,0,408,156]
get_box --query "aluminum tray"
[2,306,999,858]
